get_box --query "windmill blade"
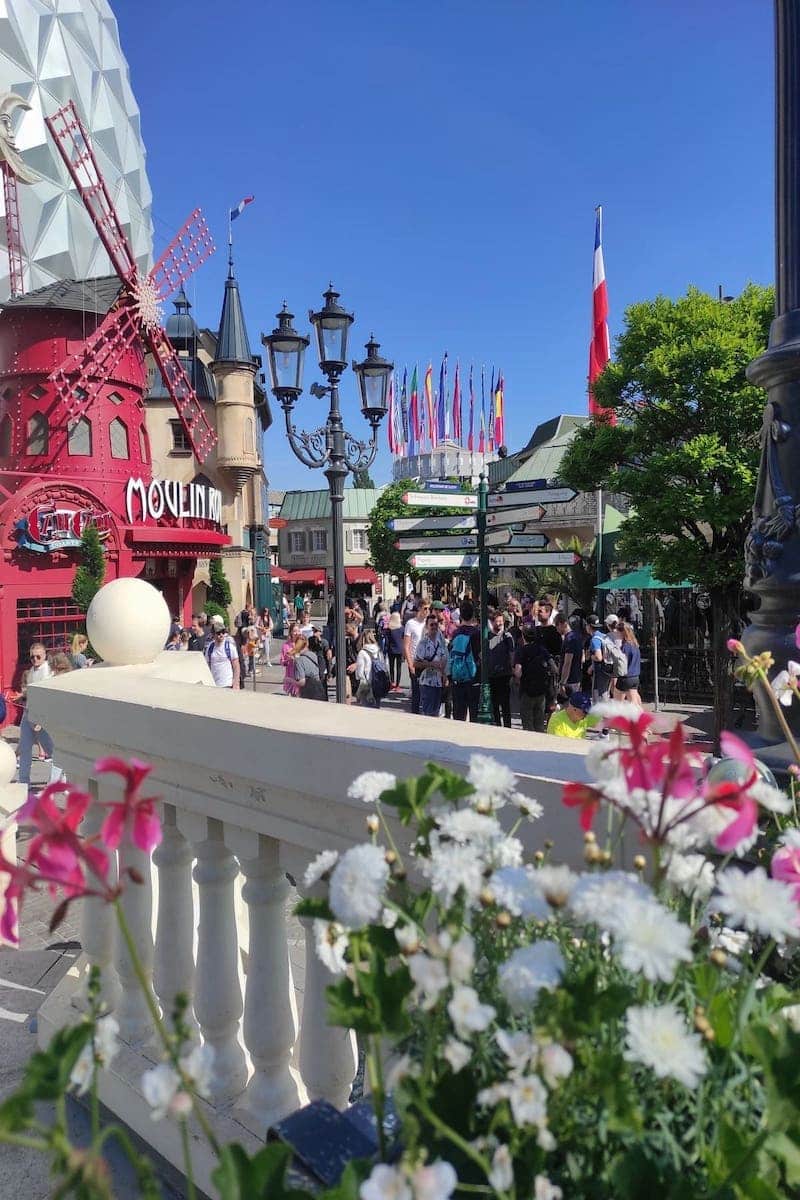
[45,101,138,286]
[149,209,215,300]
[146,325,217,462]
[48,303,141,425]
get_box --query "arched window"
[68,416,92,456]
[139,424,149,464]
[26,412,48,455]
[109,417,129,459]
[0,413,12,456]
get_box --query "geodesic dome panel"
[0,0,153,301]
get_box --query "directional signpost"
[484,529,549,549]
[486,505,545,527]
[409,552,480,570]
[389,515,476,532]
[488,551,578,569]
[395,534,478,551]
[487,486,577,508]
[402,491,478,509]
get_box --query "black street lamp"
[262,287,392,703]
[742,1,800,769]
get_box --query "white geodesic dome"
[0,0,153,300]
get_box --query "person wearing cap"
[204,621,240,689]
[547,692,593,739]
[585,613,612,703]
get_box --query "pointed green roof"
[214,263,253,366]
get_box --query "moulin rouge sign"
[15,478,223,555]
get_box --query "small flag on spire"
[589,205,614,423]
[230,196,255,221]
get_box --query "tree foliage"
[559,285,773,593]
[366,479,474,586]
[516,536,597,612]
[205,555,232,623]
[71,523,106,611]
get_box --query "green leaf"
[326,977,380,1034]
[294,897,334,921]
[212,1141,314,1200]
[708,989,737,1048]
[318,1159,374,1200]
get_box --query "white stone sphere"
[0,737,16,786]
[87,579,171,665]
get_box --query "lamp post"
[262,287,392,703]
[742,1,800,769]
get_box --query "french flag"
[230,196,255,221]
[589,206,614,422]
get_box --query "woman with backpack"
[448,598,482,722]
[355,629,382,708]
[293,635,327,701]
[386,611,405,691]
[513,624,559,733]
[617,622,643,707]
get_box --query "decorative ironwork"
[745,400,798,582]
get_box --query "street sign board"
[484,530,549,549]
[420,480,463,493]
[486,505,545,527]
[402,491,478,509]
[487,487,577,508]
[389,515,477,532]
[395,534,478,551]
[409,552,480,570]
[489,551,578,568]
[504,477,548,492]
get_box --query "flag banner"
[452,360,462,445]
[400,368,409,448]
[437,354,447,443]
[589,206,614,423]
[387,374,396,454]
[425,364,435,447]
[468,364,474,452]
[479,365,486,454]
[488,367,496,452]
[494,370,504,448]
[394,372,405,453]
[409,365,418,456]
[230,195,255,221]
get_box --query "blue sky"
[117,0,774,490]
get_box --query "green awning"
[597,566,692,591]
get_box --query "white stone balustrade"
[25,579,590,1198]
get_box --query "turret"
[209,258,259,492]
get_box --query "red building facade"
[0,278,229,689]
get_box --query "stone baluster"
[227,828,304,1124]
[192,817,247,1103]
[74,777,120,1014]
[153,804,197,1037]
[297,885,358,1109]
[114,780,156,1044]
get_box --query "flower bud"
[790,763,800,779]
[710,948,727,968]
[534,850,545,863]
[726,638,743,655]
[366,814,380,834]
[384,849,397,865]
[392,865,407,881]
[475,801,493,816]
[479,887,495,907]
[544,839,554,850]
[495,911,512,929]
[584,844,602,864]
[703,1026,716,1042]
[583,831,596,844]
[600,850,613,865]
[633,855,646,872]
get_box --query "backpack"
[601,634,628,678]
[205,636,235,664]
[520,644,559,698]
[449,632,477,684]
[370,656,391,700]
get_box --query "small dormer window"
[0,413,12,456]
[109,417,129,459]
[68,416,92,456]
[169,419,191,454]
[108,391,124,406]
[30,384,46,400]
[26,412,48,454]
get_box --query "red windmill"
[43,100,217,461]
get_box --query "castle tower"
[209,256,259,492]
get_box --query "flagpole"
[227,207,233,278]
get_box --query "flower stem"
[415,1095,494,1183]
[0,1131,49,1151]
[755,670,800,765]
[181,1119,198,1200]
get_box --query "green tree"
[71,523,106,611]
[516,536,597,612]
[366,479,473,590]
[205,555,232,624]
[559,283,773,741]
[351,467,375,488]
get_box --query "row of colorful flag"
[387,359,506,458]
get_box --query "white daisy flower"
[467,754,517,808]
[539,1042,573,1088]
[360,1163,412,1200]
[495,1028,536,1073]
[408,953,449,1008]
[70,1015,121,1096]
[781,827,800,849]
[180,1043,214,1100]
[534,864,578,908]
[329,843,389,929]
[534,1175,562,1200]
[489,866,549,919]
[437,808,502,846]
[382,906,399,929]
[714,867,799,943]
[612,898,692,982]
[590,699,634,722]
[488,1145,513,1191]
[443,1037,472,1073]
[447,985,496,1038]
[665,852,716,902]
[624,1003,707,1089]
[749,779,792,814]
[141,1062,190,1121]
[314,920,349,974]
[508,1073,548,1126]
[508,792,544,820]
[348,771,397,805]
[498,941,565,1012]
[422,841,485,906]
[394,924,421,954]
[411,1161,458,1200]
[568,871,650,933]
[303,849,339,890]
[447,932,475,983]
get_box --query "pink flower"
[795,623,800,652]
[23,784,109,896]
[562,782,602,832]
[772,845,800,901]
[96,757,162,854]
[0,852,39,945]
[727,638,744,654]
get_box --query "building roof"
[214,265,253,365]
[2,274,122,315]
[279,487,384,521]
[164,289,199,346]
[148,353,216,403]
[501,414,590,486]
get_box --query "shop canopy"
[344,567,379,586]
[597,567,692,591]
[270,566,289,581]
[285,568,327,586]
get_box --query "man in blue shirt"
[585,613,612,703]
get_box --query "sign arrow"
[402,491,478,510]
[486,505,545,527]
[409,552,480,570]
[488,551,579,568]
[396,534,478,551]
[484,530,549,549]
[488,487,577,508]
[389,515,477,532]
